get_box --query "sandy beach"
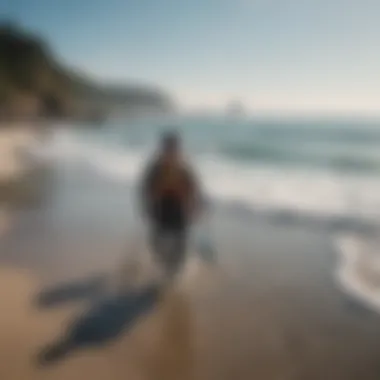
[1,156,380,380]
[2,1,380,377]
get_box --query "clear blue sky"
[2,0,380,115]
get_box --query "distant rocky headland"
[0,23,175,123]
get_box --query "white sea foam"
[0,126,37,180]
[30,127,380,224]
[335,235,380,312]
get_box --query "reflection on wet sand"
[145,290,193,380]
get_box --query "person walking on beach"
[138,131,203,277]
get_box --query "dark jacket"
[139,159,200,229]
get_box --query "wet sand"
[1,168,380,379]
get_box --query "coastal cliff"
[0,23,174,122]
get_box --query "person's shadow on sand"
[36,283,160,366]
[36,275,108,308]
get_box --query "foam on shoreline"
[335,235,380,313]
[0,125,37,181]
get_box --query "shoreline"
[336,235,380,313]
[1,146,380,378]
[2,210,380,379]
[1,153,378,308]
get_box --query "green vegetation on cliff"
[0,23,174,120]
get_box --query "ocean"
[27,116,380,312]
[36,117,380,225]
